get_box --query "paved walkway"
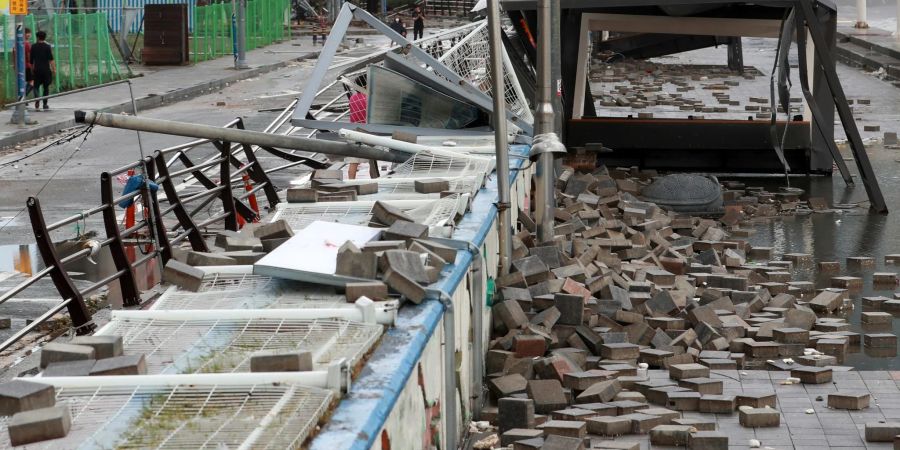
[593,370,897,450]
[0,39,322,150]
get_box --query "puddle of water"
[725,168,900,369]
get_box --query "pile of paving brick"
[285,168,459,203]
[162,201,454,305]
[0,336,145,445]
[588,59,805,120]
[481,165,899,449]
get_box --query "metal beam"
[798,0,887,212]
[75,111,411,163]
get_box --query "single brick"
[372,201,414,225]
[514,334,547,358]
[345,281,389,301]
[650,424,693,446]
[89,354,147,376]
[738,408,780,427]
[489,374,528,398]
[575,379,622,404]
[689,431,728,450]
[586,416,631,436]
[0,381,55,416]
[600,343,639,360]
[735,392,776,409]
[335,241,377,279]
[593,441,639,450]
[162,260,204,292]
[537,420,586,439]
[383,268,426,304]
[185,251,237,267]
[69,335,123,360]
[790,366,832,384]
[528,379,568,414]
[500,428,543,447]
[42,360,96,377]
[669,363,709,380]
[865,333,898,348]
[498,398,535,434]
[383,220,428,241]
[249,352,313,372]
[828,393,870,410]
[678,378,723,395]
[7,403,71,446]
[666,391,701,411]
[620,412,665,434]
[672,418,716,431]
[414,178,451,194]
[866,422,900,442]
[698,395,735,414]
[39,343,95,369]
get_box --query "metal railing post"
[154,151,210,252]
[100,172,141,306]
[143,158,173,264]
[26,197,95,334]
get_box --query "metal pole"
[441,298,458,450]
[127,80,164,272]
[74,110,411,162]
[534,0,556,244]
[486,0,512,275]
[236,0,249,68]
[896,0,900,41]
[855,0,868,28]
[550,0,563,137]
[10,18,30,126]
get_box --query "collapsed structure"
[0,1,895,449]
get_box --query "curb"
[0,51,320,151]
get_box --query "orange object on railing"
[242,172,260,218]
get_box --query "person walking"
[345,76,369,179]
[30,31,55,111]
[413,6,425,40]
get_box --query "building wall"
[373,163,535,449]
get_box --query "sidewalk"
[0,39,322,150]
[836,25,900,84]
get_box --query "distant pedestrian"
[30,31,55,111]
[390,17,406,39]
[413,6,425,40]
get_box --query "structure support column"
[486,0,512,275]
[534,0,556,244]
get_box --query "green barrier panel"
[2,12,127,105]
[190,0,289,63]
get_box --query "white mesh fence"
[99,317,382,375]
[437,21,534,125]
[0,383,333,450]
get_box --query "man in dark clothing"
[413,6,425,40]
[30,31,55,111]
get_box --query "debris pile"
[587,59,806,120]
[482,165,896,449]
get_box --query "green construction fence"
[1,12,127,106]
[192,0,291,63]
